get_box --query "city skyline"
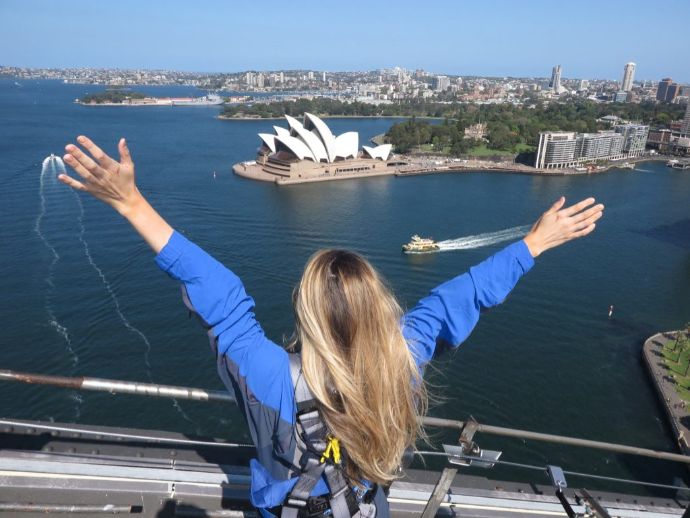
[1,0,688,83]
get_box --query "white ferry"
[402,234,440,253]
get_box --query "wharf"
[233,158,670,185]
[642,332,690,456]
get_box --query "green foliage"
[80,90,146,104]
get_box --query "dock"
[642,331,690,456]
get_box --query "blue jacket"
[155,231,534,515]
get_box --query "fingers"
[57,173,86,191]
[572,208,603,231]
[546,196,566,215]
[64,143,103,178]
[77,135,118,170]
[571,223,596,238]
[571,203,604,225]
[118,138,133,166]
[63,151,96,181]
[560,197,596,217]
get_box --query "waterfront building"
[647,129,673,152]
[621,62,636,92]
[657,78,673,101]
[536,125,648,168]
[535,132,577,169]
[682,103,690,137]
[575,132,625,161]
[614,124,649,157]
[235,113,393,182]
[549,65,562,93]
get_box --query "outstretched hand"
[523,197,604,258]
[60,136,141,216]
[59,136,173,253]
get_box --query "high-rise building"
[434,75,450,92]
[322,71,326,82]
[621,62,636,92]
[665,83,681,102]
[549,65,562,92]
[535,132,576,168]
[614,124,649,157]
[535,126,648,168]
[245,72,255,87]
[657,78,673,101]
[578,79,589,91]
[575,133,624,161]
[279,72,285,84]
[682,103,690,137]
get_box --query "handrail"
[1,368,688,465]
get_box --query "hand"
[523,197,604,258]
[60,136,142,216]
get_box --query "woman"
[60,136,604,518]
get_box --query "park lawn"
[467,143,533,157]
[665,357,689,375]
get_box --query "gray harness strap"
[282,353,359,518]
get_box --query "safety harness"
[277,353,374,518]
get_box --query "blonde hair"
[290,249,427,485]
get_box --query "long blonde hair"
[290,249,427,485]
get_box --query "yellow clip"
[320,435,341,464]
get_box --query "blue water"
[1,79,689,491]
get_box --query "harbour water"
[1,79,689,490]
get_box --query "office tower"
[665,83,680,102]
[657,78,673,101]
[622,62,636,92]
[322,71,326,82]
[549,65,562,92]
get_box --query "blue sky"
[1,0,688,81]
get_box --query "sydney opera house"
[233,113,395,184]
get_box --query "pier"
[643,331,690,457]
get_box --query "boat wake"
[436,225,531,252]
[36,155,81,419]
[35,155,196,428]
[71,193,198,429]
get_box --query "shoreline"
[217,114,446,121]
[642,332,689,457]
[233,157,670,185]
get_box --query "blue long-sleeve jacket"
[155,231,534,514]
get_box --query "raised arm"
[60,136,172,253]
[404,197,604,366]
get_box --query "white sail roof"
[304,113,337,162]
[258,133,277,153]
[285,115,328,162]
[362,144,392,160]
[334,132,359,159]
[274,135,316,161]
[260,113,382,164]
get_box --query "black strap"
[283,353,359,518]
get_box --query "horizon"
[1,0,689,83]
